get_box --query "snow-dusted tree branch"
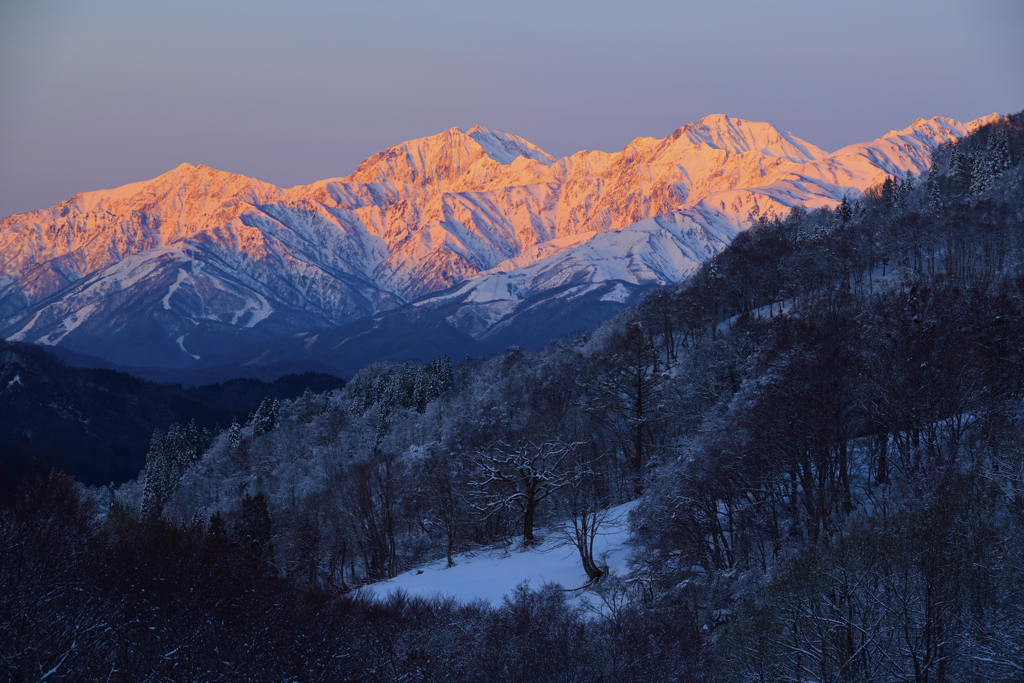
[472,438,579,545]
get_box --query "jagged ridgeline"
[5,111,1024,681]
[1,113,997,375]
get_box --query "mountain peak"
[672,115,826,162]
[880,113,1003,143]
[345,124,554,188]
[625,136,660,154]
[466,126,554,166]
[696,113,733,127]
[966,112,1002,132]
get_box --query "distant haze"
[1,0,1021,220]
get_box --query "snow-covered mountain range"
[0,113,997,371]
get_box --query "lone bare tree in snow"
[553,446,611,580]
[473,438,577,545]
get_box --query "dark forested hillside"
[627,110,1024,681]
[0,340,344,485]
[3,111,1023,681]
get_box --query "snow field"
[362,500,637,607]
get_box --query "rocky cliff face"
[0,114,996,368]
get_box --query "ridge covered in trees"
[0,339,345,486]
[3,111,1024,681]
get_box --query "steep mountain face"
[0,114,997,370]
[402,115,997,342]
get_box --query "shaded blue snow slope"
[362,501,637,606]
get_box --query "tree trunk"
[580,550,604,580]
[875,434,889,485]
[523,500,536,544]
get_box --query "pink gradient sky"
[1,0,1022,220]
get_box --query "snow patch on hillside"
[176,335,200,360]
[162,269,189,310]
[39,302,98,346]
[600,283,631,303]
[8,310,43,342]
[231,292,273,327]
[362,501,636,606]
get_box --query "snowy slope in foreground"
[362,501,636,606]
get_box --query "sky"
[1,0,1022,220]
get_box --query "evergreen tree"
[970,149,992,197]
[316,392,331,416]
[252,396,278,437]
[881,175,896,210]
[227,418,242,447]
[139,420,209,521]
[413,370,431,413]
[183,419,201,465]
[927,161,943,213]
[990,130,1012,174]
[140,428,169,521]
[949,145,970,195]
[898,172,914,213]
[208,510,227,537]
[433,355,454,394]
[836,195,852,225]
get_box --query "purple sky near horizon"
[1,0,1021,220]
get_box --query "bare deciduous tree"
[473,438,577,545]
